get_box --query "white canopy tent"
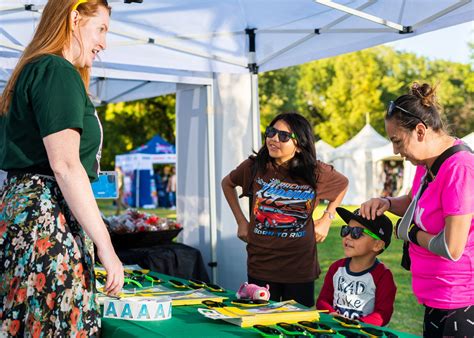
[327,124,389,204]
[327,124,416,205]
[315,139,334,162]
[1,0,472,290]
[115,134,176,208]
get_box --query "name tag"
[103,297,172,321]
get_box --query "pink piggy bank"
[236,282,270,301]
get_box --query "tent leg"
[251,73,261,151]
[206,84,218,283]
[136,170,140,208]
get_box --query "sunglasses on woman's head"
[265,126,296,143]
[340,225,381,241]
[387,101,427,128]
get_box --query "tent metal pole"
[0,40,24,51]
[206,84,218,283]
[246,28,261,152]
[314,0,407,32]
[251,74,261,152]
[104,81,151,104]
[411,0,471,30]
[136,169,140,208]
[107,28,247,69]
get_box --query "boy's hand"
[314,217,331,242]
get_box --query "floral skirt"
[0,174,99,337]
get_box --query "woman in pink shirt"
[360,82,473,338]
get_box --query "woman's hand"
[237,219,250,243]
[96,245,124,296]
[314,217,331,243]
[360,197,390,220]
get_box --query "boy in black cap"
[316,207,396,327]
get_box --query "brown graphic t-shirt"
[229,158,348,283]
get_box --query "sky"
[386,22,473,64]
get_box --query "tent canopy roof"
[331,123,389,155]
[131,134,175,155]
[1,0,472,75]
[2,0,471,104]
[315,139,334,151]
[115,134,176,170]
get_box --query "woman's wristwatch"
[323,209,335,220]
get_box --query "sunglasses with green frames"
[340,225,382,241]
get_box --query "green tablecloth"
[101,273,418,338]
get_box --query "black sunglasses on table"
[265,126,296,143]
[387,101,427,128]
[340,225,381,241]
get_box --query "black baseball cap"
[336,207,393,249]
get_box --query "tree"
[296,48,388,146]
[258,45,473,146]
[258,66,300,130]
[98,95,176,170]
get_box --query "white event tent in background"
[326,124,417,205]
[462,132,474,149]
[0,0,472,289]
[315,140,335,163]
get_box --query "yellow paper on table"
[199,300,321,327]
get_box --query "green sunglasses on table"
[130,270,163,284]
[95,273,142,288]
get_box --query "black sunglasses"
[340,225,381,241]
[387,101,427,128]
[265,126,296,143]
[202,300,226,308]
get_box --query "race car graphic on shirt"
[253,177,314,238]
[255,205,298,229]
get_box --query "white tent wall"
[177,73,255,290]
[462,132,474,148]
[400,161,417,195]
[371,142,417,197]
[331,148,370,205]
[176,83,212,279]
[329,124,419,204]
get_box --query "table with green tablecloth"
[101,273,418,338]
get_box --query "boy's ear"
[372,240,385,253]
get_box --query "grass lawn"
[98,200,423,335]
[97,199,177,219]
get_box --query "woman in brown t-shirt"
[222,112,348,307]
